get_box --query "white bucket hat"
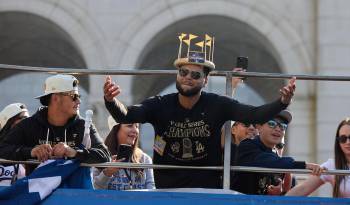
[35,74,79,99]
[0,103,29,131]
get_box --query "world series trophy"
[174,33,215,71]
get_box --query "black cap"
[275,110,292,124]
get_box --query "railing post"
[223,72,233,190]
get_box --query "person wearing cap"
[0,74,110,174]
[231,110,323,195]
[0,103,29,186]
[103,35,296,189]
[0,103,29,140]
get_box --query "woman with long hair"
[93,118,155,190]
[287,118,350,197]
[0,103,29,186]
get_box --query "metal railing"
[1,159,350,176]
[2,63,350,81]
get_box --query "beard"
[176,81,202,97]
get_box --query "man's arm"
[75,124,111,163]
[222,78,296,124]
[286,175,324,196]
[239,140,323,174]
[103,75,157,124]
[237,139,306,169]
[0,122,33,161]
[104,98,152,124]
[226,99,288,124]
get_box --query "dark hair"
[104,123,143,176]
[39,94,52,106]
[0,112,27,142]
[333,118,350,197]
[230,123,238,144]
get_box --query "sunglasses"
[178,68,204,80]
[337,135,350,144]
[239,122,256,128]
[267,120,288,131]
[275,142,285,150]
[59,93,81,101]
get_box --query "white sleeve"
[92,167,111,189]
[142,153,156,189]
[319,159,335,183]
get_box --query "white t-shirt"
[320,158,350,197]
[0,164,26,186]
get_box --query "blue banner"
[0,159,92,205]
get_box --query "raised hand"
[280,77,296,105]
[103,76,121,102]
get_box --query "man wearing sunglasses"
[104,47,296,189]
[0,74,110,174]
[231,110,322,195]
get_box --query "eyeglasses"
[178,68,204,80]
[337,135,350,144]
[275,142,285,150]
[58,93,81,101]
[267,120,288,131]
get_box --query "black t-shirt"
[105,92,287,188]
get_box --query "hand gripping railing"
[2,63,350,190]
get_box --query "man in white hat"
[103,34,296,189]
[0,74,110,174]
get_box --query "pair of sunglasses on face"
[178,68,204,80]
[267,120,288,131]
[239,122,256,128]
[337,135,350,144]
[59,93,81,101]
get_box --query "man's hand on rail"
[31,144,52,162]
[280,77,296,105]
[52,142,77,158]
[306,162,324,176]
[104,76,121,102]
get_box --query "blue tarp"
[40,188,350,205]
